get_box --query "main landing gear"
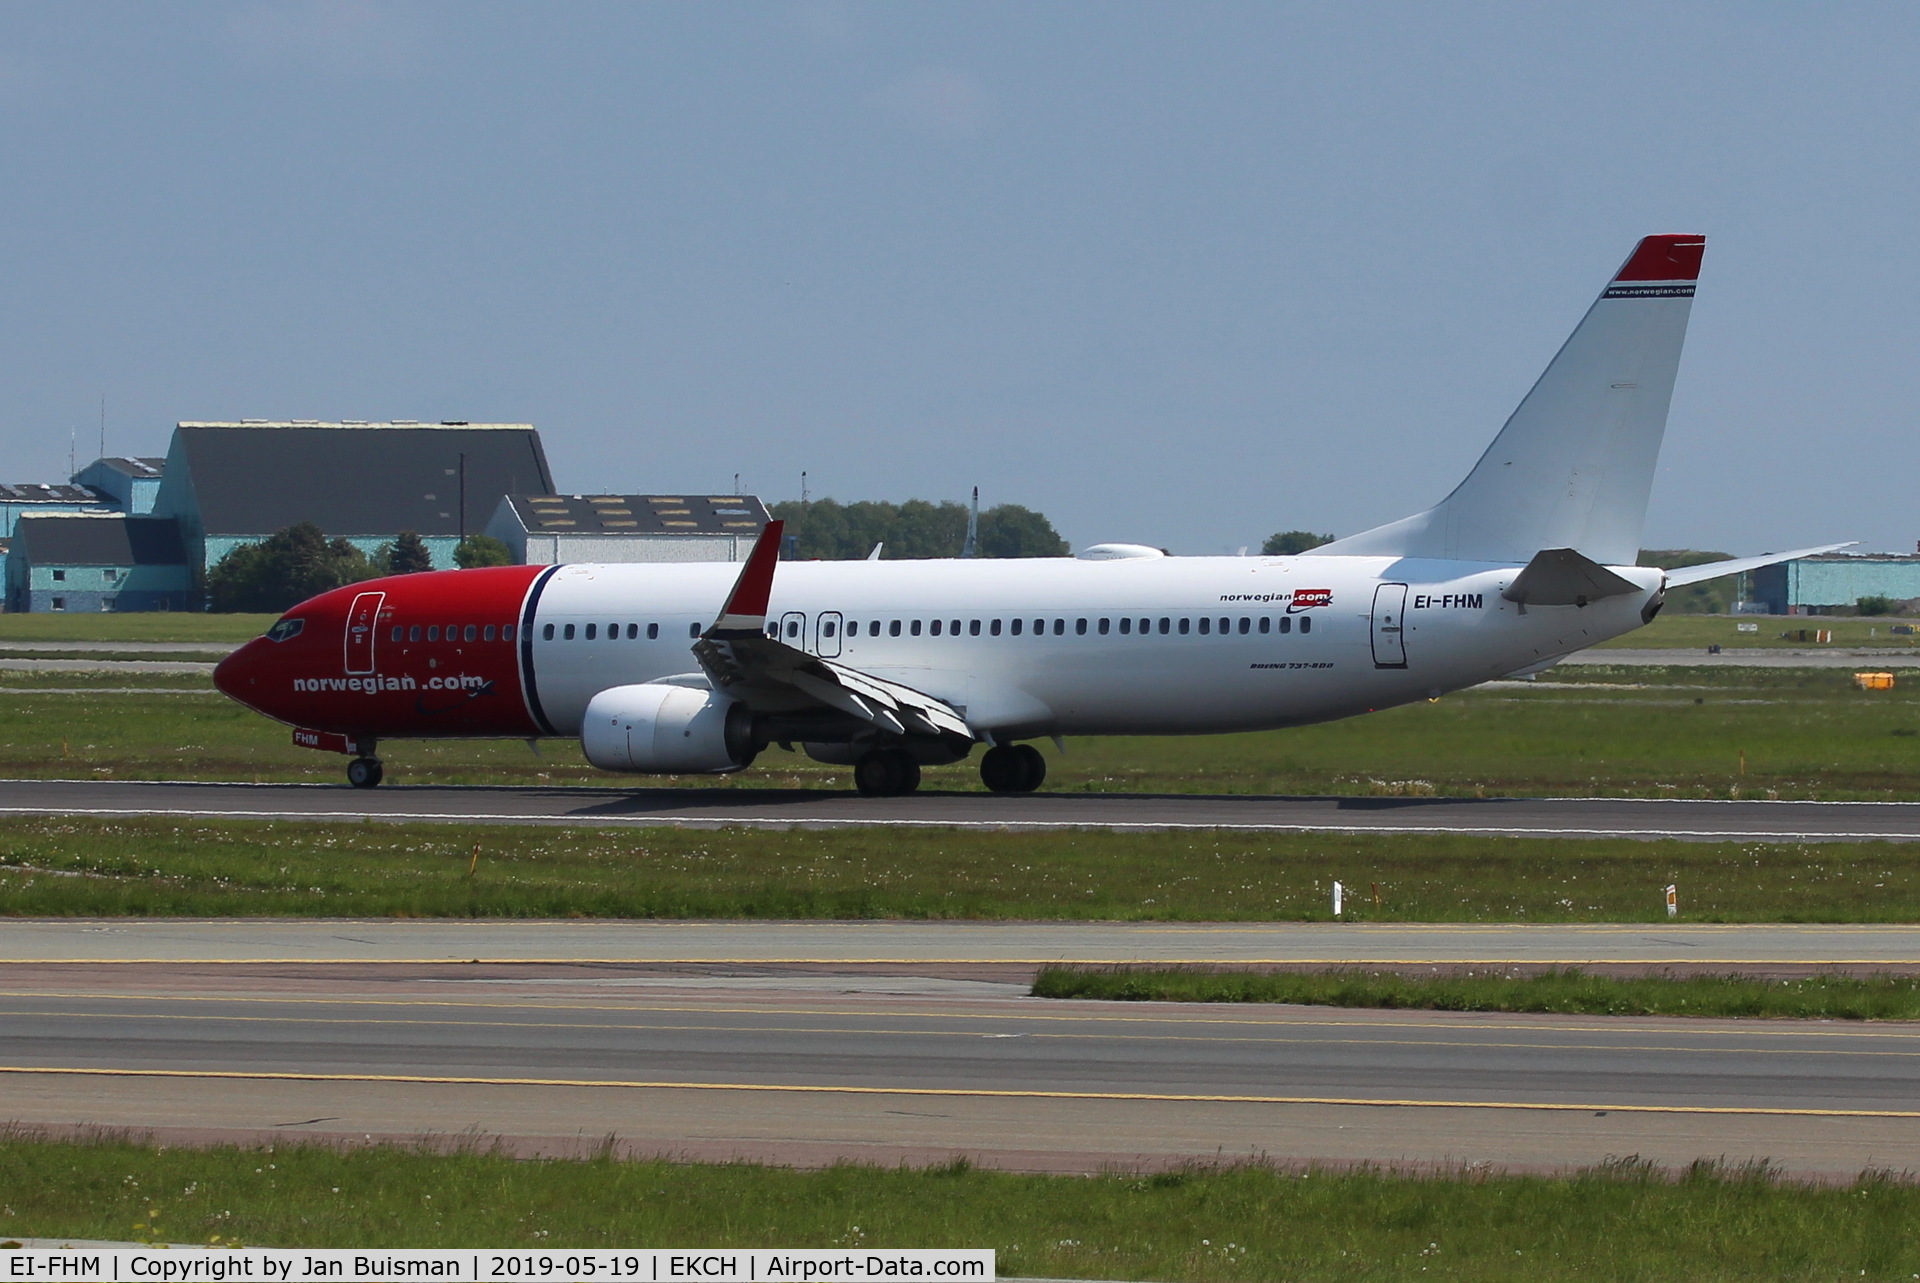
[854,748,922,797]
[979,743,1045,794]
[346,755,385,789]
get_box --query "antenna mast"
[962,486,979,558]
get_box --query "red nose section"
[213,565,550,740]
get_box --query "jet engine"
[580,683,758,774]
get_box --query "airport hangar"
[2,420,769,612]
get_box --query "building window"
[51,570,64,582]
[50,597,64,610]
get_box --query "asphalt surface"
[4,954,1920,1177]
[4,776,1920,839]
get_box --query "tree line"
[770,499,1068,560]
[206,524,513,613]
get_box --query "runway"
[5,947,1920,1178]
[3,777,1920,840]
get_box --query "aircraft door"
[815,611,844,658]
[345,591,385,675]
[1371,583,1408,669]
[779,611,809,651]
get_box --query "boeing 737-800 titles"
[213,234,1839,795]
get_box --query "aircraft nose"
[213,640,260,703]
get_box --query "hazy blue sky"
[2,3,1916,556]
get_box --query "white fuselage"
[524,554,1661,739]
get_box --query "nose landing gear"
[979,743,1045,793]
[346,756,385,789]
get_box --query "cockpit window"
[265,618,305,643]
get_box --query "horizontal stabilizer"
[1502,548,1641,607]
[1662,542,1856,588]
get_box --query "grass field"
[4,663,1919,798]
[1592,612,1918,649]
[2,816,1918,920]
[0,613,271,643]
[1033,966,1920,1019]
[1,1134,1915,1280]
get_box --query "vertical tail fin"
[1307,234,1705,565]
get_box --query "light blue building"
[1750,554,1920,615]
[72,456,166,515]
[4,514,193,613]
[0,483,117,539]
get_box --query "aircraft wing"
[689,521,974,741]
[1662,542,1856,588]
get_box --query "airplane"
[213,233,1841,795]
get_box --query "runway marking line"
[2,1063,1916,1121]
[11,956,1920,966]
[1,803,1917,841]
[7,990,1920,1041]
[11,1005,1918,1060]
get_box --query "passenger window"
[389,626,402,642]
[911,620,923,636]
[1141,618,1151,634]
[625,624,637,640]
[869,620,881,637]
[1300,616,1313,634]
[1198,618,1211,635]
[1098,618,1109,634]
[1119,618,1131,635]
[969,620,981,636]
[1239,617,1250,635]
[1258,617,1269,634]
[563,624,576,640]
[465,625,478,642]
[990,619,1002,636]
[648,623,658,640]
[483,625,496,642]
[786,620,800,638]
[1179,618,1190,635]
[950,619,960,635]
[503,625,515,642]
[409,625,421,642]
[931,619,943,636]
[824,621,837,637]
[890,620,902,637]
[689,622,700,638]
[427,626,440,641]
[1219,617,1230,634]
[585,624,597,640]
[1279,616,1292,634]
[1036,619,1047,635]
[1075,618,1088,635]
[1011,618,1023,636]
[543,623,555,641]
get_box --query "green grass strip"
[9,816,1920,921]
[3,1134,1919,1280]
[1033,965,1920,1020]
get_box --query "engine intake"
[580,683,758,774]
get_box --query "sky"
[1,2,1917,557]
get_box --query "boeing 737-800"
[213,234,1837,794]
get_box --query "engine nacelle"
[580,683,758,774]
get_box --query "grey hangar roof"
[500,493,770,536]
[14,515,187,566]
[173,422,553,537]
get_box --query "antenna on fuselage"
[962,486,978,558]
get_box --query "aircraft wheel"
[892,753,922,794]
[980,744,1019,793]
[981,743,1045,794]
[347,757,384,789]
[854,750,894,797]
[1008,743,1046,793]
